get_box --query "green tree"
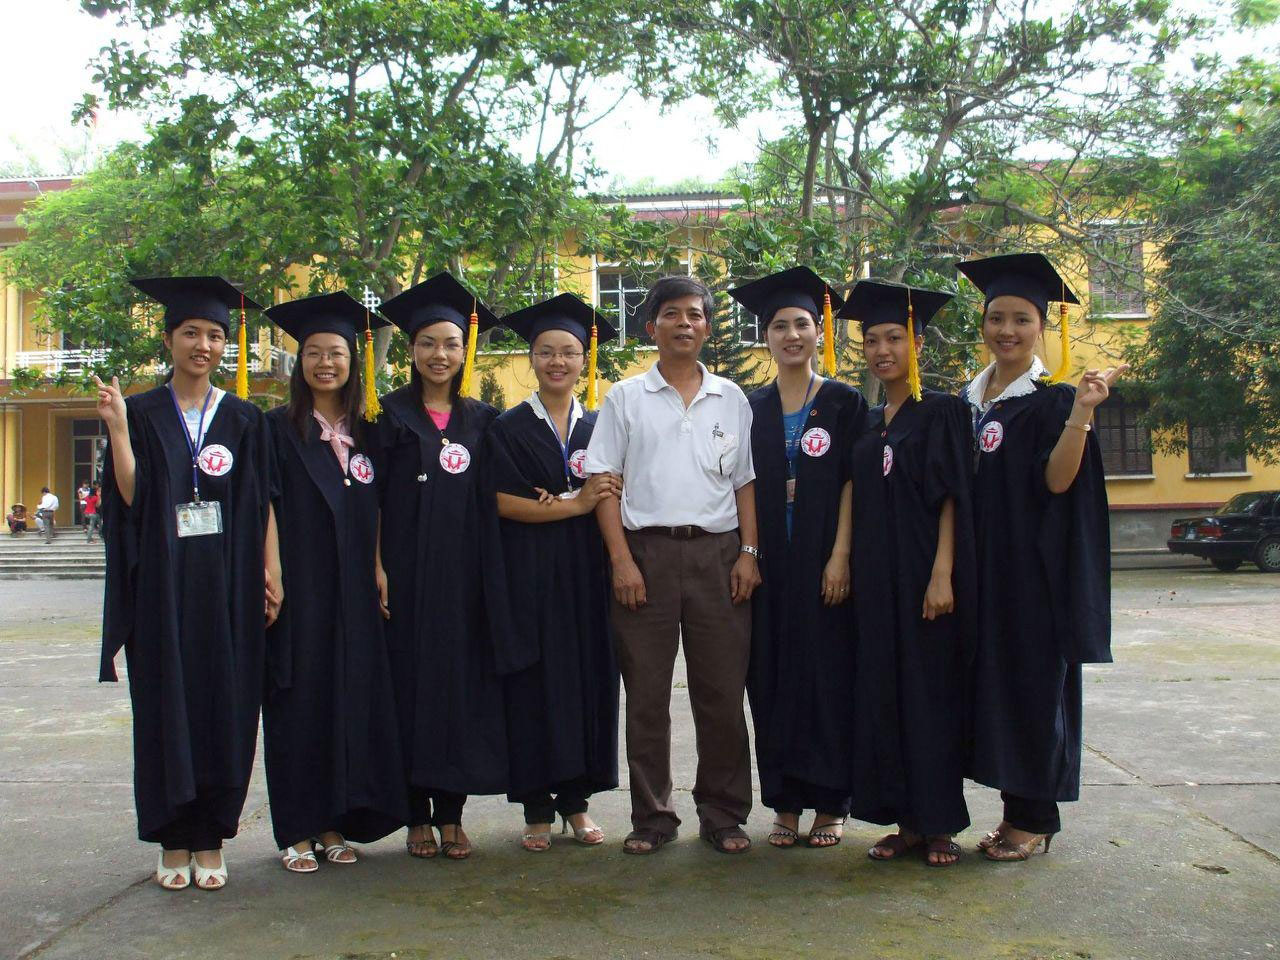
[1127,82,1280,461]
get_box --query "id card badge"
[785,477,796,504]
[175,500,223,538]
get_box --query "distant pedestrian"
[36,487,59,543]
[83,485,102,543]
[77,481,91,524]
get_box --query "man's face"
[646,293,709,360]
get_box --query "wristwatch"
[740,544,761,560]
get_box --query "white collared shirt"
[964,356,1047,422]
[526,391,584,446]
[584,362,755,533]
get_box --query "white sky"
[0,0,1275,187]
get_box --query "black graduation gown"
[375,387,530,798]
[848,390,978,835]
[486,401,619,800]
[968,381,1112,802]
[99,386,269,843]
[747,379,866,809]
[261,408,409,847]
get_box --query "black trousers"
[408,788,466,828]
[770,777,851,818]
[1001,791,1061,834]
[512,777,592,824]
[156,814,224,852]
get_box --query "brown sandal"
[700,824,751,855]
[438,825,472,861]
[868,832,924,861]
[976,824,1006,852]
[623,828,675,855]
[924,836,961,867]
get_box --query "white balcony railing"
[11,345,291,378]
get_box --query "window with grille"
[1088,232,1147,316]
[1095,393,1152,475]
[1187,422,1247,475]
[596,270,650,344]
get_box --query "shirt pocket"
[697,427,740,478]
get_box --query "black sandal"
[623,828,675,855]
[806,818,846,849]
[700,824,751,855]
[768,821,800,848]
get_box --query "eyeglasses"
[301,350,351,363]
[532,350,584,362]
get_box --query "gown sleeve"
[99,401,149,682]
[264,413,292,694]
[1035,384,1112,665]
[485,417,537,499]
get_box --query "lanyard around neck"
[168,384,214,501]
[538,393,575,487]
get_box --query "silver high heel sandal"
[562,814,605,846]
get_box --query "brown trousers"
[612,529,752,834]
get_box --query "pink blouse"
[427,408,451,432]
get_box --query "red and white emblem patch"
[568,448,589,479]
[197,443,234,477]
[882,444,894,477]
[349,454,375,484]
[800,427,832,458]
[439,442,471,474]
[979,421,1005,454]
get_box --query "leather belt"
[635,525,712,540]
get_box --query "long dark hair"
[286,336,365,448]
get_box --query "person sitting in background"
[6,503,27,535]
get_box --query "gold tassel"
[235,295,249,399]
[1047,299,1071,383]
[363,325,381,422]
[585,321,599,411]
[906,291,922,402]
[459,305,479,398]
[821,290,836,376]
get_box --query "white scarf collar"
[964,356,1047,412]
[526,391,583,444]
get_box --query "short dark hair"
[642,275,714,326]
[41,487,49,494]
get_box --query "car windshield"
[1216,493,1270,515]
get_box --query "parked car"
[1168,491,1280,572]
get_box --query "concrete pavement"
[2,570,1277,960]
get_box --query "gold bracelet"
[1064,419,1092,432]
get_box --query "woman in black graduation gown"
[728,268,866,849]
[487,294,622,852]
[95,276,276,891]
[956,253,1123,861]
[375,273,529,861]
[838,280,977,867]
[261,292,408,873]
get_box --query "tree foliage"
[1127,77,1280,461]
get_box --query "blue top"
[782,400,815,538]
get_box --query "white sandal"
[562,815,605,846]
[314,836,358,864]
[155,851,191,891]
[191,851,227,890]
[281,844,318,873]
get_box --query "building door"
[71,418,107,525]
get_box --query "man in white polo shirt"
[585,274,761,855]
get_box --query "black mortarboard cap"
[955,253,1080,321]
[379,272,500,340]
[500,293,618,348]
[727,266,845,323]
[838,280,953,333]
[265,291,389,347]
[130,275,264,332]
